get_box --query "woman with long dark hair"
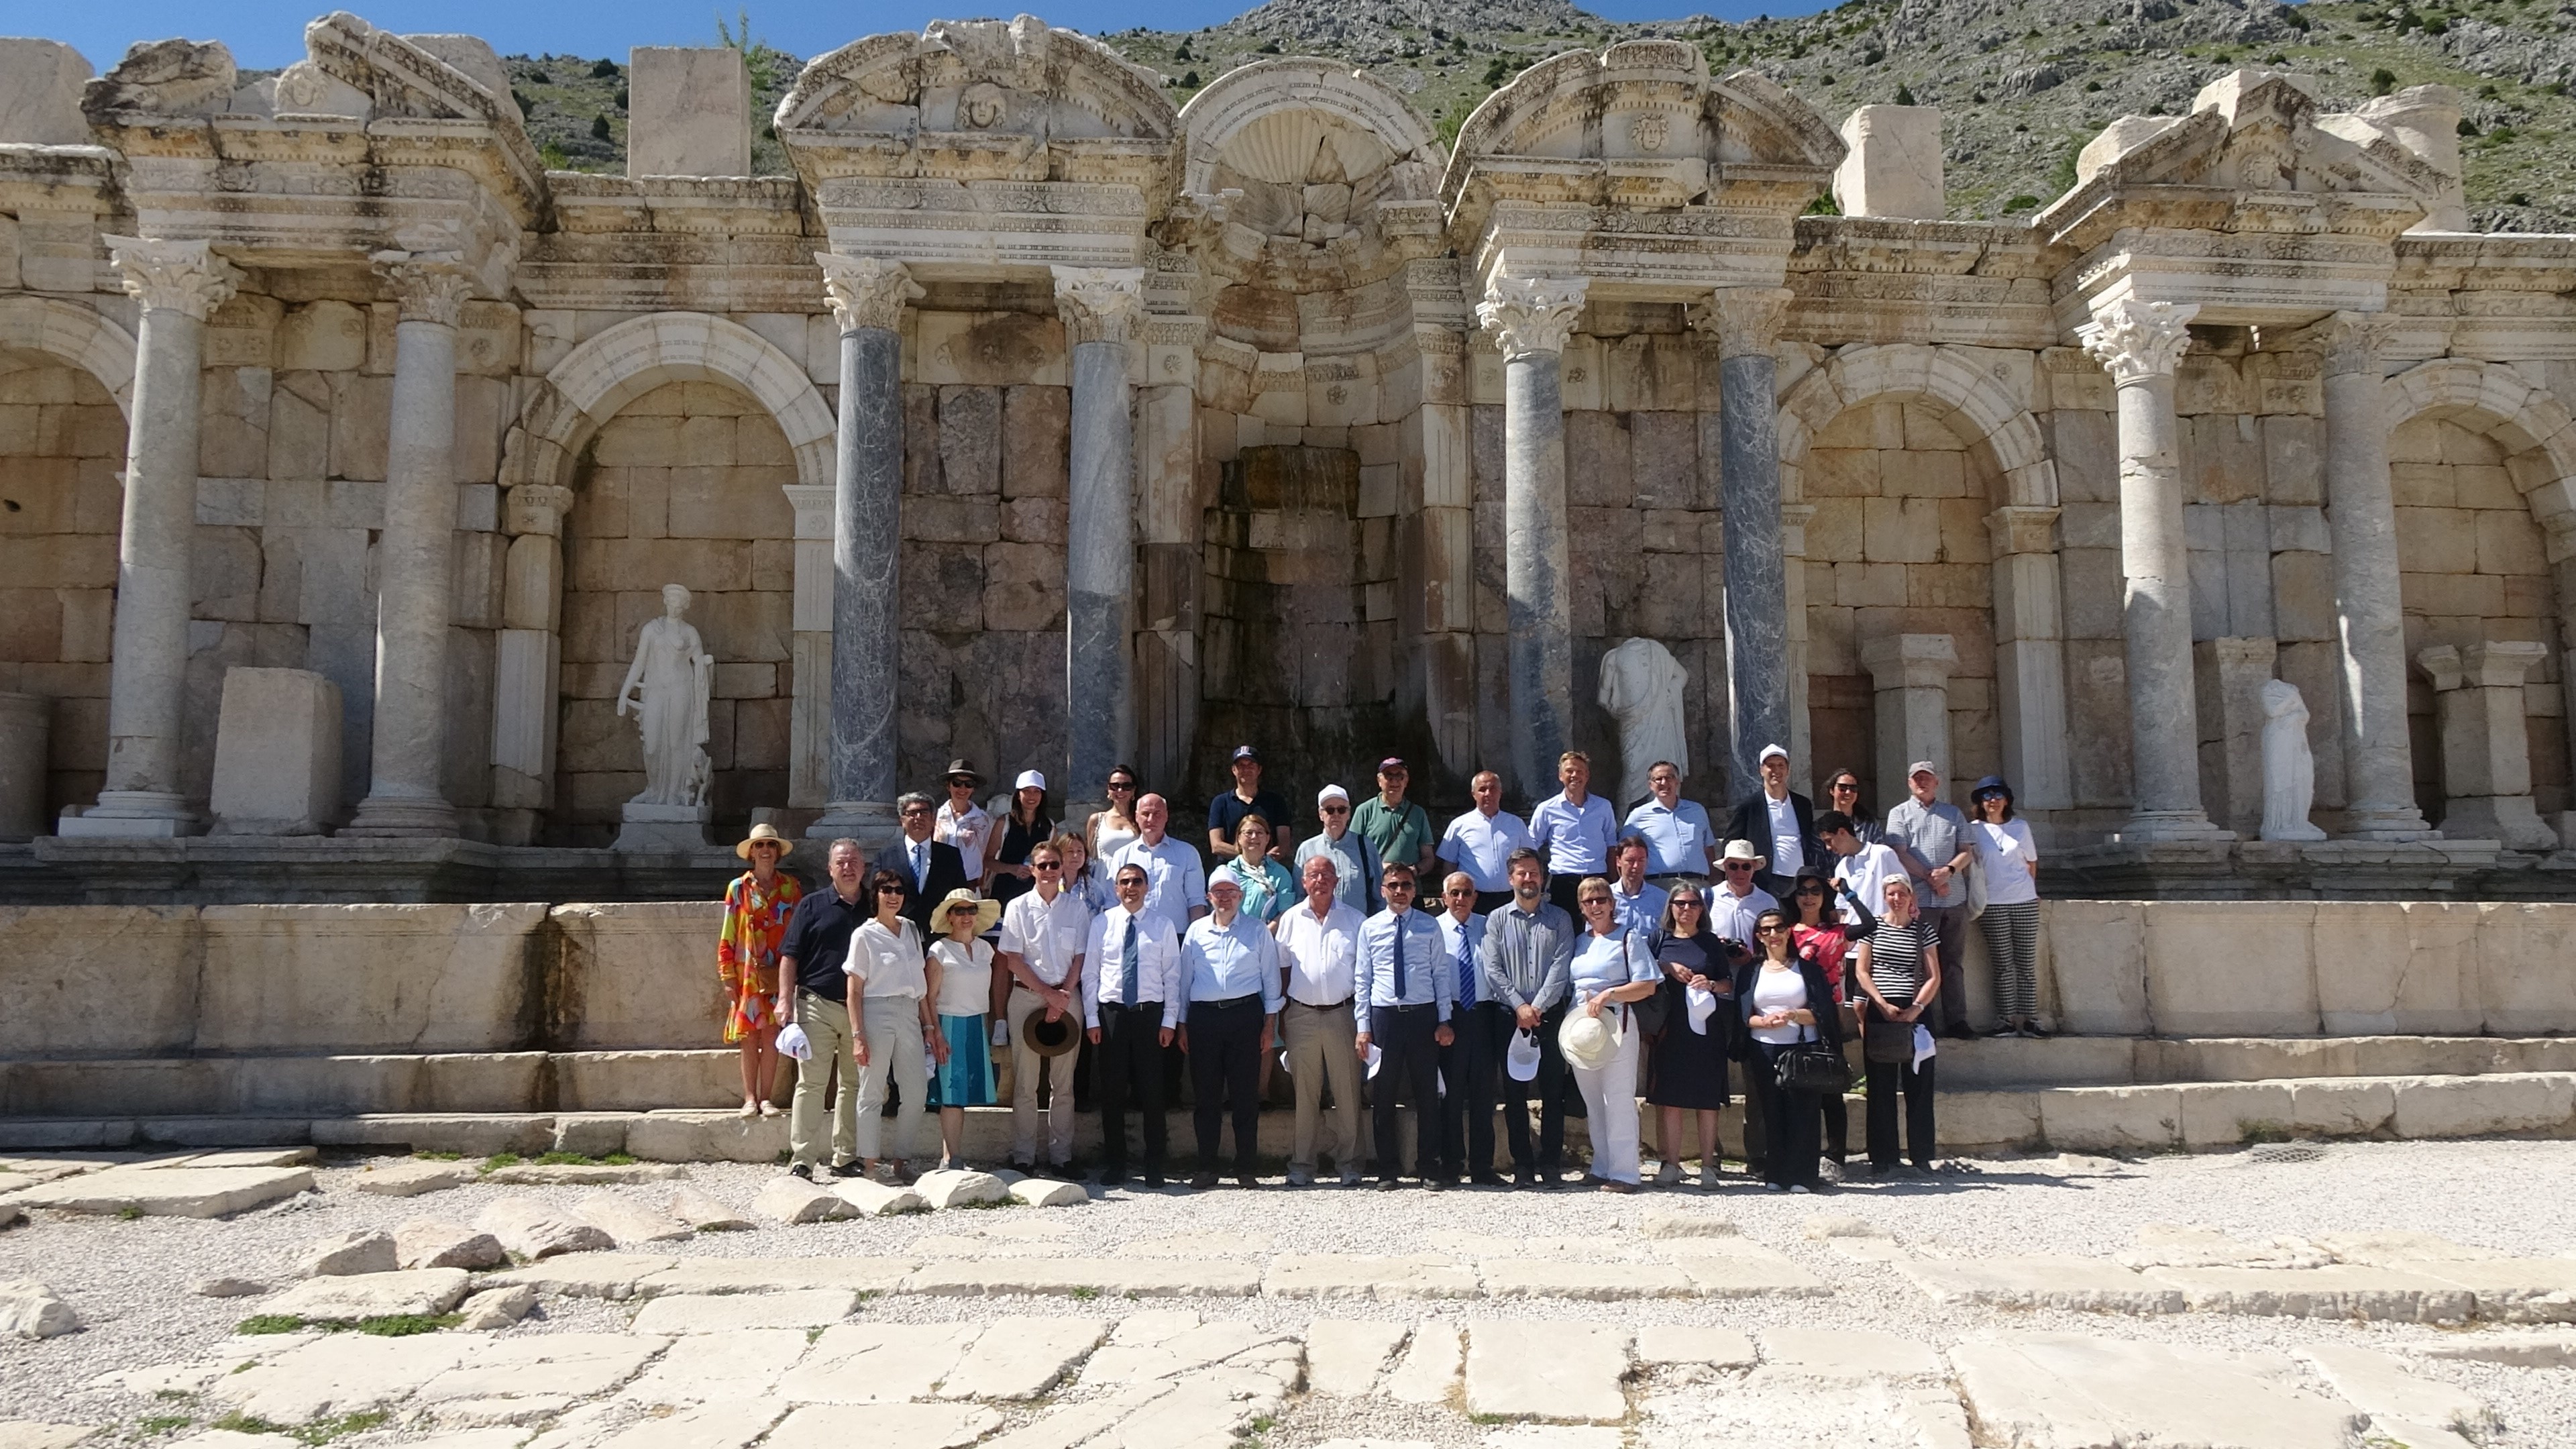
[1968,775,2045,1037]
[1786,870,1855,1172]
[1646,882,1733,1189]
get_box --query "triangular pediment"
[775,15,1176,153]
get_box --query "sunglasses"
[1578,896,1612,907]
[1722,862,1756,873]
[1031,860,1061,871]
[1757,924,1787,934]
[1385,880,1416,892]
[1672,898,1703,908]
[1108,780,1136,791]
[1830,782,1859,792]
[1444,886,1474,896]
[1320,805,1350,815]
[876,883,906,894]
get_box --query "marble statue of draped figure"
[617,583,715,808]
[1597,637,1689,810]
[2258,677,2327,841]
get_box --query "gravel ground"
[3,1137,2572,1446]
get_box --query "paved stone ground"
[1,1138,2572,1446]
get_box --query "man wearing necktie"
[1353,862,1454,1190]
[1084,862,1180,1187]
[876,792,970,936]
[1434,870,1505,1185]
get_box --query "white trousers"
[854,995,930,1165]
[1006,985,1079,1165]
[1570,1013,1643,1185]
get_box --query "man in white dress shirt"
[1108,793,1208,938]
[1179,875,1283,1189]
[1438,769,1532,913]
[996,838,1089,1175]
[1085,862,1181,1187]
[1273,854,1368,1185]
[1723,744,1816,898]
[1706,839,1779,949]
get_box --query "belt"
[1379,1001,1434,1013]
[1193,993,1261,1010]
[1289,997,1352,1012]
[1102,999,1163,1012]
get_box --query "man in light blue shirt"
[1353,862,1454,1190]
[1178,874,1282,1188]
[1623,759,1717,885]
[1295,784,1383,915]
[1529,750,1617,916]
[1108,792,1208,940]
[1607,835,1670,939]
[1433,871,1505,1185]
[1438,769,1533,912]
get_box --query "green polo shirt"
[1352,794,1431,871]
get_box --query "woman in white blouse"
[1567,876,1662,1193]
[1967,775,2045,1038]
[847,869,941,1183]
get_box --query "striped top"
[1866,918,1935,1010]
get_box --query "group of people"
[711,744,2045,1193]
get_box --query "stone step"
[1,1069,2568,1159]
[7,1035,2570,1120]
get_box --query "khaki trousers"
[788,989,858,1169]
[854,995,930,1165]
[1006,985,1079,1165]
[1281,1000,1368,1174]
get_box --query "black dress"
[987,812,1054,910]
[1646,931,1733,1110]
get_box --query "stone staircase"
[3,1032,2568,1160]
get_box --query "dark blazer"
[1723,790,1818,883]
[1729,955,1845,1053]
[876,837,971,935]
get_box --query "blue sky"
[25,1,1815,72]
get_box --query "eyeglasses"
[900,806,930,818]
[1032,861,1061,871]
[1107,780,1136,791]
[876,883,906,895]
[1320,804,1350,815]
[1444,887,1474,897]
[1756,924,1787,935]
[1116,877,1147,890]
[1578,895,1611,907]
[1385,881,1416,893]
[1672,898,1703,909]
[1721,862,1756,873]
[1830,781,1859,793]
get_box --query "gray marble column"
[1054,266,1144,807]
[2301,311,2437,840]
[1477,276,1589,802]
[60,237,238,837]
[1709,287,1794,802]
[810,252,920,841]
[345,252,474,837]
[2078,298,2229,841]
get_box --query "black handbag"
[1862,1015,1917,1065]
[1774,1035,1850,1095]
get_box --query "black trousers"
[1438,1000,1505,1177]
[1545,874,1587,917]
[1095,1002,1167,1174]
[1866,1055,1937,1169]
[1750,1040,1823,1188]
[1370,1004,1442,1182]
[1822,1087,1848,1165]
[1185,996,1264,1175]
[1500,1003,1568,1175]
[1472,890,1512,915]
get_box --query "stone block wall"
[1799,395,2003,808]
[2390,415,2565,822]
[894,342,1072,796]
[0,361,120,818]
[556,380,797,846]
[1466,317,1734,814]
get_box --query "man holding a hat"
[1885,761,1975,1041]
[996,835,1090,1175]
[1178,873,1283,1188]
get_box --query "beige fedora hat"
[736,822,790,861]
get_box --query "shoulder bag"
[1774,1030,1849,1095]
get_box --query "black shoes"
[787,1162,814,1181]
[1943,1022,1977,1041]
[1472,1171,1508,1187]
[830,1161,864,1179]
[1190,1171,1220,1189]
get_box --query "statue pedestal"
[616,802,712,851]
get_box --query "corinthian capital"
[816,253,923,333]
[1695,286,1793,359]
[1477,276,1589,361]
[103,235,241,321]
[372,250,477,327]
[2077,299,2200,385]
[1051,266,1146,345]
[2285,309,2395,378]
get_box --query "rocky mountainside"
[496,0,2573,231]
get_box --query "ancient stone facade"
[2,15,2573,885]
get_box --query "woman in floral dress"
[718,823,804,1118]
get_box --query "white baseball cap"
[1015,769,1046,792]
[1759,744,1789,764]
[1318,784,1351,806]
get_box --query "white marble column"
[1861,633,1960,796]
[488,483,572,844]
[60,237,239,837]
[1988,504,2074,811]
[2417,641,2559,850]
[2298,311,2438,841]
[1477,275,1588,802]
[810,252,920,841]
[1707,287,1794,802]
[2077,298,2229,841]
[344,253,475,838]
[1054,266,1144,807]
